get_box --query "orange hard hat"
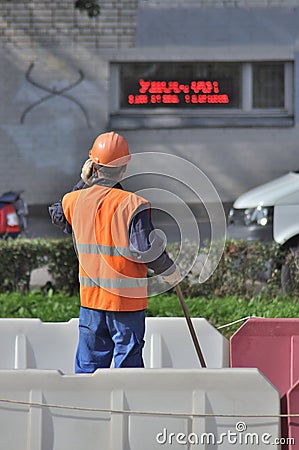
[88,131,131,167]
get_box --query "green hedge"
[168,239,286,299]
[0,237,295,298]
[0,238,297,339]
[0,238,79,295]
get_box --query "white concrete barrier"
[144,317,229,368]
[0,368,280,450]
[0,317,229,372]
[0,318,78,372]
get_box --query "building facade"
[0,0,299,208]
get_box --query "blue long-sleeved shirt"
[48,178,175,275]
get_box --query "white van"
[227,171,299,250]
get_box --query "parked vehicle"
[227,171,299,290]
[227,170,299,249]
[0,191,29,239]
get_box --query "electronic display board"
[120,62,241,109]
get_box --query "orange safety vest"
[62,184,149,312]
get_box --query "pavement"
[26,204,222,241]
[30,266,54,290]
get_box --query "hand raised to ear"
[80,159,94,185]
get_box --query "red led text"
[127,79,230,106]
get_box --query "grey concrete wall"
[136,7,299,47]
[0,0,137,205]
[140,0,299,5]
[0,47,109,205]
[123,126,299,203]
[121,5,299,202]
[1,0,299,209]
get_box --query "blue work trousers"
[75,307,146,373]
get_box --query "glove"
[162,265,181,285]
[80,159,94,185]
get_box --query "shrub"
[0,238,48,292]
[0,237,78,295]
[167,239,286,299]
[45,238,79,295]
[0,237,296,299]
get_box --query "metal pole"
[175,284,207,368]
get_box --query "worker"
[49,131,181,373]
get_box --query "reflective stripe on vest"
[79,274,148,289]
[76,242,133,258]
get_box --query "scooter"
[0,191,29,239]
